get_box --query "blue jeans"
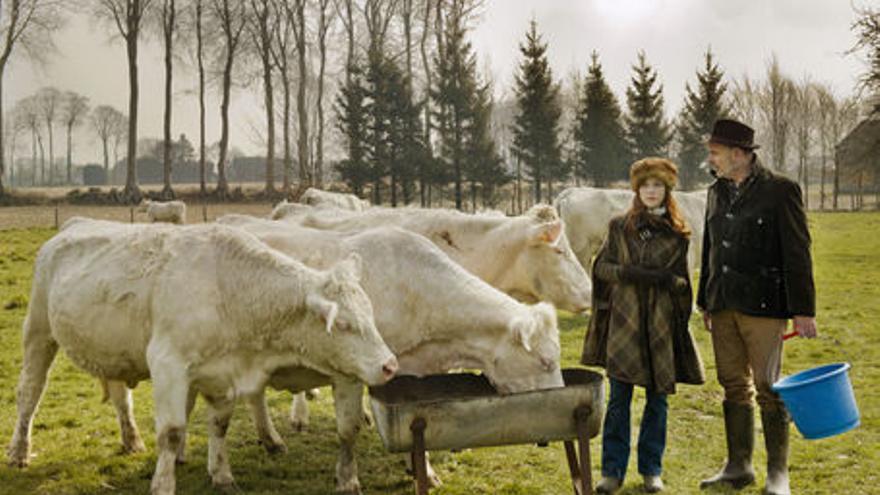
[601,377,668,479]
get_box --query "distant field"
[0,213,877,494]
[0,204,275,230]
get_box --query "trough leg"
[410,417,429,495]
[575,405,593,495]
[563,405,594,495]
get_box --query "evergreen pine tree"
[335,65,371,197]
[573,51,628,186]
[512,20,562,203]
[625,51,671,160]
[465,82,509,210]
[431,4,478,210]
[676,48,729,189]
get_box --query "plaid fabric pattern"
[582,215,705,394]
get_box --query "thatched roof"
[836,117,880,172]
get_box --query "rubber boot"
[762,408,790,495]
[700,401,756,490]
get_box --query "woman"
[581,157,705,494]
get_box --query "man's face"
[707,142,747,179]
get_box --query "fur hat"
[630,157,678,191]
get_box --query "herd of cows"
[6,186,706,494]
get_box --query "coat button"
[722,240,731,248]
[761,302,767,309]
[725,212,734,220]
[722,265,729,274]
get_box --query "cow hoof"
[7,457,29,468]
[290,419,308,432]
[122,440,147,455]
[335,482,362,495]
[261,440,288,455]
[427,473,442,488]
[212,479,239,493]
[6,446,30,468]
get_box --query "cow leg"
[404,452,443,488]
[148,357,189,495]
[204,394,236,490]
[290,392,310,431]
[105,380,146,454]
[247,389,287,454]
[333,379,365,495]
[175,388,198,464]
[7,312,58,468]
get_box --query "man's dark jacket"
[697,157,815,318]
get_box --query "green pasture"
[0,213,877,494]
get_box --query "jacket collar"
[715,154,770,207]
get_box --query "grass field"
[0,211,877,494]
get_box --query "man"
[697,119,817,495]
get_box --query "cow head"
[509,206,592,313]
[486,302,564,394]
[305,253,398,386]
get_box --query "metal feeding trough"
[368,368,605,495]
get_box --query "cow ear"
[306,293,338,334]
[508,315,535,352]
[333,252,363,282]
[531,221,563,245]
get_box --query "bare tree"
[418,0,434,205]
[95,0,155,201]
[92,105,126,182]
[729,74,760,128]
[791,77,817,209]
[60,90,89,184]
[314,0,333,188]
[850,5,880,113]
[287,0,310,189]
[6,101,30,186]
[209,0,246,198]
[758,54,796,172]
[158,0,177,198]
[269,0,293,193]
[0,0,66,195]
[833,96,860,210]
[247,0,276,193]
[36,86,61,185]
[815,84,836,210]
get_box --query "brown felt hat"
[707,118,760,150]
[630,157,678,191]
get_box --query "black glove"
[621,265,675,287]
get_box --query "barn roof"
[836,117,880,172]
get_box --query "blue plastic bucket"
[772,363,859,440]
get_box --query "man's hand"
[792,315,818,339]
[702,311,712,332]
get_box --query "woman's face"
[639,177,667,209]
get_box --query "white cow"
[554,186,707,274]
[217,214,565,491]
[138,199,187,224]
[6,218,397,495]
[289,204,592,313]
[300,187,370,211]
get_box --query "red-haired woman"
[582,157,705,493]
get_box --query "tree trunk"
[833,152,840,211]
[820,152,827,210]
[216,47,234,197]
[124,25,141,202]
[0,74,5,195]
[66,123,73,184]
[46,117,54,186]
[295,0,309,189]
[262,43,276,192]
[31,128,37,186]
[282,69,292,194]
[162,0,176,199]
[102,137,110,180]
[197,0,207,195]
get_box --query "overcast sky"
[6,0,869,164]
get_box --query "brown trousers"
[710,309,786,410]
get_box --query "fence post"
[203,204,208,222]
[130,207,134,223]
[54,205,59,230]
